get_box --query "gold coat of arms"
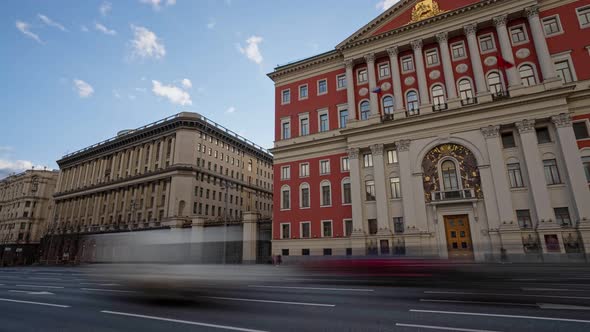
[410,0,445,23]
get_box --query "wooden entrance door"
[443,214,474,260]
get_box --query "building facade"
[269,0,590,261]
[0,169,58,265]
[44,112,273,262]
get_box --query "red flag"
[497,56,515,70]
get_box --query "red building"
[269,0,590,260]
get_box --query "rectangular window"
[323,248,332,256]
[341,157,350,172]
[299,85,308,99]
[322,221,332,237]
[573,122,589,139]
[387,150,398,164]
[337,74,347,90]
[301,187,310,208]
[451,42,466,60]
[300,163,309,177]
[301,222,310,238]
[281,166,290,180]
[502,132,516,148]
[282,249,289,256]
[281,89,290,104]
[554,207,572,226]
[281,223,290,239]
[510,26,527,44]
[281,189,290,210]
[318,79,328,95]
[379,63,390,78]
[577,6,590,28]
[339,109,348,128]
[302,248,310,255]
[401,56,414,72]
[425,49,439,66]
[582,156,590,182]
[300,116,309,136]
[479,34,495,53]
[542,16,562,36]
[507,163,524,188]
[321,183,331,206]
[320,160,330,175]
[363,153,373,167]
[344,219,353,237]
[555,59,574,83]
[368,219,378,235]
[319,113,329,132]
[390,177,401,198]
[543,159,561,185]
[357,69,368,83]
[365,180,376,201]
[282,121,290,140]
[536,127,551,144]
[516,209,532,229]
[342,182,351,204]
[393,217,404,233]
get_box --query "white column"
[386,46,405,113]
[493,15,521,89]
[371,144,390,234]
[464,24,488,96]
[411,39,430,109]
[344,59,357,121]
[516,119,555,222]
[436,32,458,100]
[347,148,365,234]
[364,53,379,116]
[481,125,514,225]
[551,113,590,222]
[397,140,418,231]
[526,6,558,82]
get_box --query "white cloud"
[81,25,89,32]
[238,35,263,64]
[151,80,192,106]
[16,21,43,44]
[0,159,45,178]
[95,22,117,35]
[140,0,176,11]
[73,79,94,98]
[0,146,13,152]
[113,89,121,98]
[207,18,216,29]
[181,78,192,89]
[376,0,400,11]
[128,94,137,100]
[135,87,147,93]
[225,106,236,114]
[100,2,112,16]
[130,25,166,59]
[38,14,67,31]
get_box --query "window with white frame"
[300,163,309,177]
[363,153,373,168]
[382,96,394,114]
[281,166,290,180]
[554,58,575,83]
[554,207,572,226]
[281,223,290,239]
[281,120,291,139]
[582,156,590,182]
[458,79,474,102]
[322,220,332,237]
[451,42,466,60]
[318,79,328,95]
[519,64,536,86]
[401,56,414,72]
[339,108,349,128]
[425,49,440,66]
[300,222,311,238]
[299,84,308,100]
[281,89,290,104]
[406,91,419,114]
[300,183,310,208]
[365,180,376,201]
[390,177,401,198]
[478,34,496,53]
[573,121,589,139]
[543,159,561,185]
[342,178,351,204]
[507,163,524,188]
[577,5,590,28]
[281,186,290,210]
[320,160,330,175]
[516,210,532,229]
[487,72,504,95]
[357,69,368,83]
[510,25,528,44]
[431,85,446,108]
[379,63,390,78]
[542,16,562,36]
[341,157,350,172]
[360,100,371,120]
[299,115,309,136]
[387,150,398,164]
[337,74,347,90]
[318,110,329,132]
[343,219,353,236]
[441,160,460,191]
[320,181,331,206]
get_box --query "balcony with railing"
[430,188,476,203]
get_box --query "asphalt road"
[1,265,590,331]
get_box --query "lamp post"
[220,180,234,264]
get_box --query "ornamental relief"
[421,143,482,202]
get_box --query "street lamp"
[220,180,235,264]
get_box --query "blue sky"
[0,0,398,177]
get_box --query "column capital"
[364,53,375,63]
[463,23,478,36]
[435,32,449,44]
[344,58,355,69]
[346,148,360,160]
[410,39,423,51]
[493,14,508,28]
[551,113,572,128]
[525,5,540,19]
[480,125,500,138]
[396,140,411,152]
[370,144,384,156]
[516,119,536,134]
[386,46,399,57]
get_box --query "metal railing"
[431,188,475,201]
[461,97,478,106]
[432,103,448,112]
[492,90,510,101]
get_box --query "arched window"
[341,178,351,205]
[431,85,446,110]
[280,185,290,210]
[360,101,371,120]
[458,79,474,104]
[406,91,419,115]
[487,72,503,95]
[519,65,536,86]
[320,180,332,206]
[382,96,394,114]
[441,160,459,191]
[299,183,310,208]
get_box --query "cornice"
[267,51,343,82]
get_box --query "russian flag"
[371,87,382,94]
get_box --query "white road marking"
[522,287,586,292]
[204,296,335,307]
[420,299,536,307]
[8,290,54,295]
[80,288,136,293]
[538,303,590,310]
[15,284,64,289]
[101,310,268,332]
[27,277,63,281]
[248,285,374,292]
[395,323,501,332]
[410,309,590,324]
[80,283,121,286]
[0,297,69,308]
[424,290,590,300]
